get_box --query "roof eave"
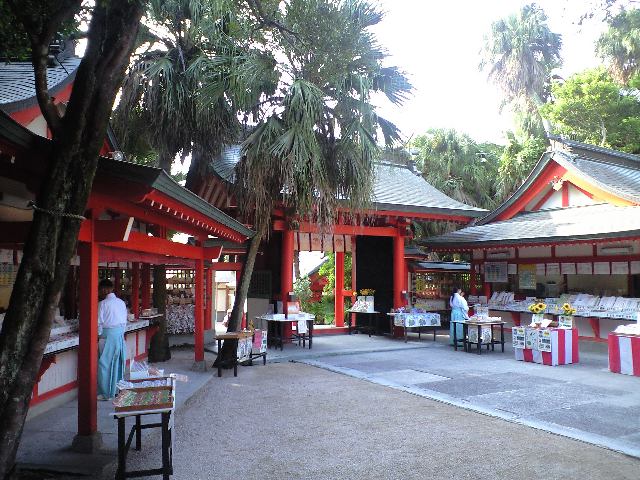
[370,202,487,219]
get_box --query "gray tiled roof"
[480,136,640,224]
[0,57,81,112]
[372,161,486,217]
[424,203,640,249]
[209,147,486,218]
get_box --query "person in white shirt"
[449,288,469,346]
[97,279,127,400]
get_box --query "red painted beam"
[496,163,567,221]
[102,231,220,261]
[561,181,570,207]
[210,262,243,271]
[272,220,399,237]
[531,187,555,211]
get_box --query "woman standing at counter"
[449,288,469,346]
[97,279,127,400]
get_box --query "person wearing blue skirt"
[97,279,127,400]
[449,288,469,346]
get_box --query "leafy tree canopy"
[497,132,547,198]
[410,129,502,210]
[597,8,640,83]
[541,67,640,152]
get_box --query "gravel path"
[102,362,640,480]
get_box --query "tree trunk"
[214,224,264,367]
[148,264,170,362]
[0,3,144,478]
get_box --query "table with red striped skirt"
[608,333,640,376]
[513,327,579,366]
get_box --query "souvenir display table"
[452,318,506,354]
[512,326,579,366]
[608,330,640,377]
[256,314,314,350]
[112,376,175,480]
[387,312,441,343]
[214,330,267,377]
[347,311,381,336]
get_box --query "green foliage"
[0,0,81,60]
[597,8,640,84]
[497,133,547,198]
[410,129,502,210]
[480,3,562,135]
[305,297,335,325]
[293,276,313,310]
[541,67,640,152]
[318,253,352,296]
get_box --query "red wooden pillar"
[335,251,345,327]
[350,237,356,329]
[131,262,140,318]
[204,267,213,331]
[281,230,294,340]
[483,281,491,299]
[77,214,99,439]
[141,263,151,310]
[393,233,405,309]
[194,255,205,367]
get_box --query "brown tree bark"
[214,224,264,366]
[0,2,144,478]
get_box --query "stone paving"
[300,331,640,458]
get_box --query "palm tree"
[114,0,276,361]
[479,3,562,134]
[597,8,640,84]
[213,0,411,364]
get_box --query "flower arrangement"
[561,302,576,315]
[528,301,547,314]
[359,288,375,296]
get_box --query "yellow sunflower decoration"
[528,301,547,314]
[561,302,577,315]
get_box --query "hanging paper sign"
[485,262,508,283]
[631,261,640,275]
[536,264,546,276]
[297,319,308,334]
[344,235,352,253]
[576,263,593,275]
[546,263,560,275]
[508,263,517,275]
[512,327,526,349]
[322,234,334,252]
[525,328,539,350]
[594,262,611,275]
[298,233,311,252]
[612,261,629,275]
[538,329,552,352]
[561,263,576,275]
[558,315,573,328]
[519,264,537,290]
[310,233,322,251]
[334,235,345,252]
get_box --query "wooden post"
[204,267,213,331]
[131,262,140,318]
[335,251,345,327]
[77,213,99,437]
[141,263,151,310]
[194,252,205,369]
[281,230,294,340]
[393,233,405,309]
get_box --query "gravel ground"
[99,362,640,480]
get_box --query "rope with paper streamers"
[27,201,86,221]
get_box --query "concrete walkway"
[98,361,640,480]
[16,348,217,477]
[301,332,640,459]
[16,329,640,478]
